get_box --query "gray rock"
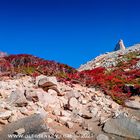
[103,114,140,139]
[0,114,49,140]
[8,89,28,107]
[37,75,57,87]
[96,134,109,140]
[125,100,140,110]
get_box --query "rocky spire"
[114,39,126,51]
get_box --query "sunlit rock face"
[114,39,126,51]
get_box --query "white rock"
[90,108,98,117]
[36,102,44,108]
[20,107,33,116]
[0,89,10,99]
[0,119,8,125]
[57,91,65,96]
[72,116,83,124]
[59,97,68,108]
[0,101,7,108]
[25,89,39,102]
[68,97,78,110]
[66,121,74,128]
[81,99,88,105]
[109,102,120,110]
[35,75,47,86]
[58,116,71,125]
[81,122,93,131]
[8,114,18,123]
[92,95,99,101]
[99,117,109,125]
[37,92,58,107]
[48,89,58,96]
[14,128,25,135]
[47,118,53,123]
[52,109,61,116]
[65,90,81,99]
[60,110,71,117]
[78,109,92,119]
[8,89,28,107]
[35,108,47,116]
[95,62,100,66]
[0,110,12,119]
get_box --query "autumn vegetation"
[0,52,140,104]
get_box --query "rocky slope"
[0,43,140,140]
[77,43,140,104]
[0,75,140,140]
[79,43,140,71]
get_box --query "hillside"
[0,44,139,140]
[0,54,76,78]
[79,43,140,71]
[0,50,139,104]
[77,44,140,103]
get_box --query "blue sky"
[0,0,140,68]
